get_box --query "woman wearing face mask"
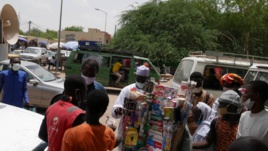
[212,73,244,111]
[0,57,30,108]
[237,80,268,146]
[193,90,243,151]
[80,58,106,110]
[191,102,217,151]
[111,65,149,150]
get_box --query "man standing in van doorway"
[112,59,123,86]
[188,72,215,135]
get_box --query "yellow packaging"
[124,127,138,147]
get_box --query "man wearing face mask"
[38,74,87,151]
[0,57,30,108]
[188,72,215,135]
[193,90,242,151]
[80,58,106,110]
[190,72,215,107]
[50,58,106,108]
[237,80,268,146]
[111,65,149,151]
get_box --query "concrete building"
[60,28,111,44]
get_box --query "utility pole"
[114,25,117,37]
[28,21,31,36]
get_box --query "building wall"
[60,28,111,44]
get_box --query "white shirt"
[237,109,268,145]
[192,121,214,151]
[111,83,145,150]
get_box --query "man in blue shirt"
[0,57,30,108]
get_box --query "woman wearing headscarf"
[191,102,217,151]
[212,73,244,111]
[192,90,243,151]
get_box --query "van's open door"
[96,54,110,86]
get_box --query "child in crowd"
[61,90,122,151]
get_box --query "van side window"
[203,67,222,90]
[173,60,194,84]
[203,66,247,90]
[73,52,84,64]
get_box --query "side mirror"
[29,79,39,85]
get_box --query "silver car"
[20,47,48,65]
[0,60,64,108]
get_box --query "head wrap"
[196,102,216,122]
[220,73,244,88]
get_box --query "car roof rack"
[188,51,268,66]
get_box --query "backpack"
[205,91,210,104]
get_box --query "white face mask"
[12,63,21,71]
[81,74,95,85]
[194,87,202,93]
[242,98,255,110]
[136,82,144,89]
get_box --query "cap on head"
[218,90,241,107]
[135,65,149,77]
[190,72,203,80]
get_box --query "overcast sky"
[1,0,150,36]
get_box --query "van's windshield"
[243,71,268,87]
[173,60,194,84]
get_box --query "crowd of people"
[1,56,268,151]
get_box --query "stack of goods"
[122,83,155,151]
[146,85,177,151]
[121,81,195,151]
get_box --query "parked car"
[0,102,46,151]
[47,50,56,61]
[8,49,24,59]
[0,60,64,108]
[20,47,48,65]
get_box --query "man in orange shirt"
[61,90,122,151]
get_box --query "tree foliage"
[63,26,84,31]
[111,0,219,64]
[111,0,268,66]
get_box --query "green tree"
[30,27,43,37]
[63,26,84,31]
[111,0,219,64]
[41,29,58,40]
